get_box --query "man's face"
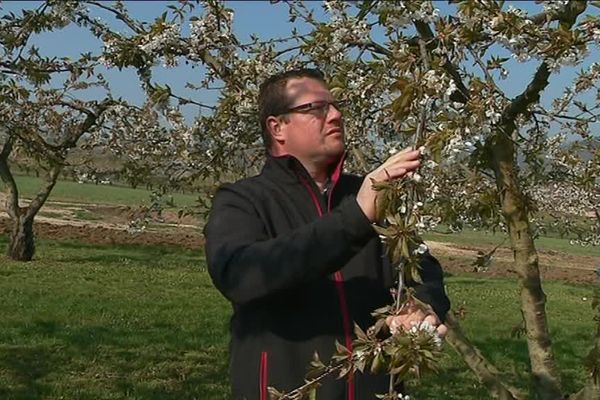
[275,77,345,165]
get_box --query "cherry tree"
[0,1,183,260]
[32,0,600,398]
[0,2,118,260]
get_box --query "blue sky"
[1,1,599,124]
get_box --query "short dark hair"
[258,68,326,150]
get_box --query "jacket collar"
[261,153,346,189]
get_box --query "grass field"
[0,235,597,399]
[1,175,200,208]
[0,236,229,400]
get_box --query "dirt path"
[427,241,599,284]
[0,192,201,249]
[1,193,598,283]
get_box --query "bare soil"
[1,195,598,283]
[428,242,599,284]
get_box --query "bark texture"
[489,128,562,399]
[8,215,35,261]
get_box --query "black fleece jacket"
[204,154,450,400]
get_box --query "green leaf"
[391,87,414,121]
[370,352,385,374]
[354,323,368,341]
[334,340,349,356]
[373,225,395,237]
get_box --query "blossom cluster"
[189,7,235,61]
[138,23,181,67]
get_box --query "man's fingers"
[424,314,440,327]
[436,324,448,338]
[393,147,419,158]
[385,153,420,167]
[374,161,419,181]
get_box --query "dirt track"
[1,195,599,284]
[427,241,599,284]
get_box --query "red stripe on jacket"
[259,351,268,400]
[297,168,355,400]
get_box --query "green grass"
[72,209,103,221]
[1,175,200,207]
[0,236,230,400]
[0,235,597,399]
[36,211,66,220]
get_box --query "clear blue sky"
[1,1,598,123]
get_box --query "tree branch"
[169,93,216,110]
[25,164,61,219]
[528,1,587,28]
[53,99,112,150]
[346,40,392,57]
[503,62,550,123]
[533,110,598,123]
[467,46,505,96]
[85,1,147,34]
[445,313,523,400]
[413,20,470,103]
[502,0,588,125]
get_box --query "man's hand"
[356,147,421,222]
[385,300,448,338]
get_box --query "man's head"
[258,68,345,167]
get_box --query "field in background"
[2,175,200,207]
[0,237,596,399]
[2,176,598,257]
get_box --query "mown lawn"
[2,175,200,207]
[0,235,597,399]
[0,236,230,400]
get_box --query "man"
[204,69,450,400]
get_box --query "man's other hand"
[385,299,448,338]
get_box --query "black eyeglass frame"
[275,100,348,117]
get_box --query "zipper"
[297,170,355,400]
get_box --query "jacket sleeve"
[407,251,451,322]
[204,185,376,304]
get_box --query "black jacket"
[204,154,450,400]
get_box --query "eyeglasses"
[277,100,347,118]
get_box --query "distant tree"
[0,2,115,260]
[0,2,177,260]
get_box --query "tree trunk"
[7,214,35,261]
[1,137,61,262]
[489,131,562,399]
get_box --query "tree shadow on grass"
[113,355,230,400]
[423,333,593,399]
[23,320,209,352]
[1,322,230,400]
[43,240,201,266]
[0,345,57,400]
